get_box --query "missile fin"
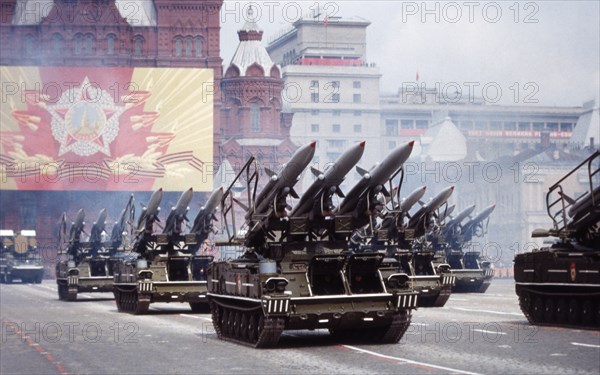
[290,188,300,199]
[356,166,369,176]
[335,186,345,198]
[264,167,276,178]
[310,167,322,178]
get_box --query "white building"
[267,16,383,190]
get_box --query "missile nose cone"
[421,186,427,190]
[359,140,366,147]
[309,141,317,148]
[408,140,415,147]
[450,186,455,191]
[158,188,163,192]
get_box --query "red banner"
[1,67,213,191]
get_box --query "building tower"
[219,6,295,168]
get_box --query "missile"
[191,187,224,235]
[407,186,455,231]
[290,141,365,218]
[110,194,134,247]
[250,141,316,218]
[136,188,163,232]
[73,208,85,229]
[336,140,415,215]
[446,204,476,229]
[89,208,108,243]
[438,204,456,223]
[399,186,427,212]
[468,204,496,227]
[460,204,496,241]
[69,208,85,240]
[163,187,194,235]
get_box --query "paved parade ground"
[1,279,598,375]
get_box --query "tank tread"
[517,287,600,329]
[113,287,150,315]
[57,283,77,301]
[209,299,285,348]
[380,310,412,343]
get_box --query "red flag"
[324,16,328,27]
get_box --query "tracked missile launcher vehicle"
[0,230,44,284]
[514,150,600,328]
[56,206,125,301]
[354,185,456,307]
[208,142,419,348]
[112,188,221,314]
[431,204,496,293]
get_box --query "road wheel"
[543,297,554,323]
[532,296,544,323]
[221,308,230,336]
[581,300,594,327]
[568,298,580,325]
[248,313,258,343]
[555,298,568,324]
[240,312,249,341]
[233,311,242,339]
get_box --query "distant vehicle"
[431,204,496,293]
[112,188,222,314]
[55,207,117,301]
[0,229,44,284]
[514,150,600,328]
[353,185,456,307]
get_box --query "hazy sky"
[220,1,599,107]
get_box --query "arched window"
[107,34,116,55]
[84,34,94,54]
[175,38,182,57]
[251,103,261,132]
[74,33,83,54]
[195,37,202,57]
[51,34,63,55]
[134,36,143,56]
[23,34,35,56]
[185,37,192,57]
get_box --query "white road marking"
[179,314,212,321]
[571,342,600,349]
[37,284,57,292]
[473,329,507,335]
[449,307,523,316]
[342,345,484,375]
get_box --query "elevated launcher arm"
[538,150,600,245]
[221,156,259,244]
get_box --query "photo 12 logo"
[400,2,540,24]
